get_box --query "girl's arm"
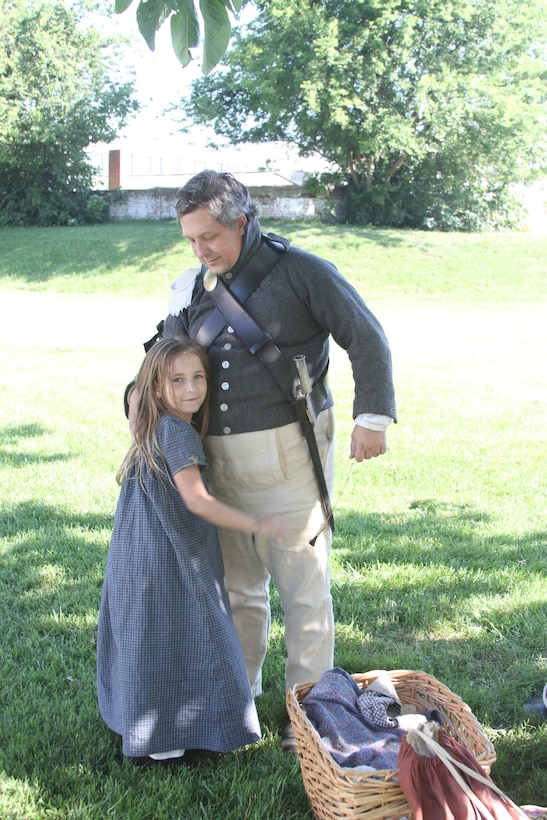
[173,466,289,541]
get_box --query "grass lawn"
[0,221,546,818]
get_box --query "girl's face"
[156,351,207,422]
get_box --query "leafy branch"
[114,0,241,74]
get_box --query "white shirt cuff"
[355,413,394,431]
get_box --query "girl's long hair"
[116,336,210,486]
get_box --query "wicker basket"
[286,669,496,820]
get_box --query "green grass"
[1,220,546,303]
[1,221,546,818]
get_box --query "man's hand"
[350,426,387,462]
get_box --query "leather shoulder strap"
[195,236,284,349]
[206,277,294,401]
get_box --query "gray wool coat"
[163,219,396,437]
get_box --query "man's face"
[180,208,246,275]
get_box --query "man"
[158,170,396,750]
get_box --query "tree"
[180,0,547,229]
[0,0,139,226]
[115,0,242,75]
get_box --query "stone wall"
[109,185,345,223]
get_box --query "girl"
[97,336,288,766]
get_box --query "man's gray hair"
[175,170,259,226]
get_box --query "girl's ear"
[154,382,162,398]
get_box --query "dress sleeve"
[157,415,207,478]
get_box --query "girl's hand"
[254,516,290,542]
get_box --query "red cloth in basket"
[398,724,525,820]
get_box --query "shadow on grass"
[0,498,545,811]
[0,220,408,288]
[0,422,71,468]
[1,422,49,441]
[0,501,114,791]
[493,727,547,806]
[322,504,547,793]
[334,505,546,571]
[0,495,312,817]
[0,500,111,651]
[0,499,112,559]
[261,218,406,247]
[0,221,183,285]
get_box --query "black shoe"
[129,748,223,769]
[183,749,222,767]
[524,696,547,718]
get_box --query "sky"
[112,19,201,152]
[90,7,327,183]
[94,15,211,159]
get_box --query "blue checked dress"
[97,415,260,757]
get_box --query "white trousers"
[204,409,335,694]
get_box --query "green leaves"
[0,0,139,225]
[114,0,135,13]
[116,0,241,73]
[180,0,547,226]
[200,0,234,75]
[136,0,169,51]
[171,0,200,66]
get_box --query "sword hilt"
[294,354,312,398]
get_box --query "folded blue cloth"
[303,668,404,769]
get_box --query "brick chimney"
[109,150,121,190]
